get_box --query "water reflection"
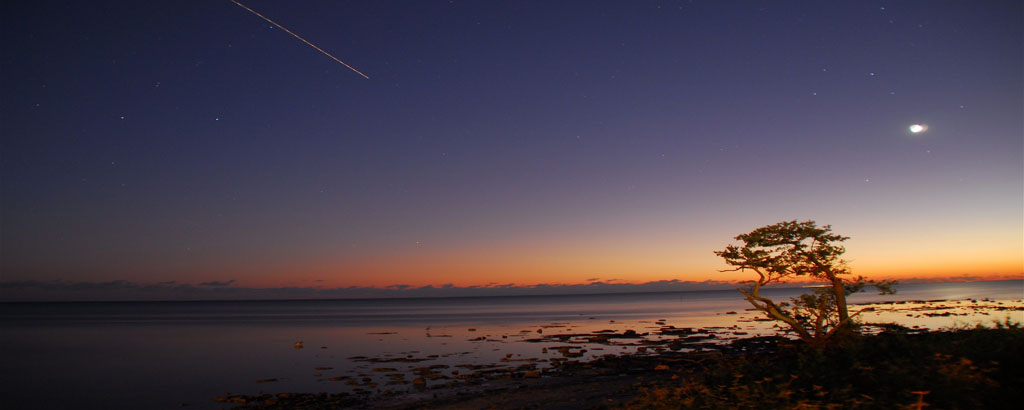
[1,281,1020,410]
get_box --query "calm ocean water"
[1,281,1021,410]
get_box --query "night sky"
[2,1,1021,299]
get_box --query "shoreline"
[219,335,788,409]
[217,325,1024,409]
[214,298,1023,409]
[3,289,1018,409]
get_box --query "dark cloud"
[197,280,236,287]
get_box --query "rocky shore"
[214,298,1023,409]
[217,335,786,409]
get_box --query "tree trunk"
[830,274,850,325]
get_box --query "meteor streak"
[230,0,370,79]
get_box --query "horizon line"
[1,276,1020,303]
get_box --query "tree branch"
[738,285,813,342]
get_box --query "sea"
[1,280,1021,410]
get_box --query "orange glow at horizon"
[234,239,1022,290]
[242,265,1020,290]
[109,215,1022,291]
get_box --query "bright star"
[909,124,927,133]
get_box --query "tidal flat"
[1,281,1021,409]
[214,297,1024,409]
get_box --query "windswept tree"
[715,220,894,346]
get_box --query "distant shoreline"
[2,278,1020,304]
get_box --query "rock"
[660,327,695,335]
[294,341,304,349]
[523,371,541,378]
[214,395,248,403]
[654,364,670,371]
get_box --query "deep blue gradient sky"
[2,1,1021,298]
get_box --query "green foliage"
[715,220,895,346]
[625,325,1024,409]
